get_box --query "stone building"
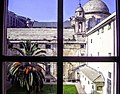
[7,10,33,28]
[86,12,116,94]
[7,1,87,82]
[83,0,110,31]
[7,26,86,81]
[7,2,116,93]
[78,65,104,94]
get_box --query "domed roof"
[83,0,109,13]
[75,4,84,12]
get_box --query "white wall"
[87,62,116,94]
[87,20,115,56]
[86,12,116,94]
[80,71,95,94]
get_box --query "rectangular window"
[80,44,85,48]
[108,23,111,30]
[46,44,51,49]
[98,52,99,56]
[92,85,94,89]
[101,27,104,33]
[91,39,92,43]
[97,30,99,35]
[108,72,112,78]
[108,53,111,56]
[1,0,120,94]
[107,79,111,94]
[88,81,90,84]
[7,0,57,56]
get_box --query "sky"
[8,0,116,22]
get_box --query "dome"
[83,0,109,14]
[75,4,84,12]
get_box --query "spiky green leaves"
[11,40,45,56]
[8,40,47,93]
[8,62,45,92]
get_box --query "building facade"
[7,27,86,81]
[7,0,117,94]
[85,12,116,94]
[86,12,116,57]
[7,10,33,28]
[78,65,104,94]
[83,0,110,31]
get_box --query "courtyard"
[7,81,86,94]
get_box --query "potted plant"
[7,40,46,94]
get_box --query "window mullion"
[116,0,120,94]
[1,0,8,94]
[57,0,63,94]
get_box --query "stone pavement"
[75,82,86,94]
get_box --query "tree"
[7,40,46,94]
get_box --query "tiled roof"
[7,28,75,41]
[33,22,57,28]
[80,65,104,82]
[32,20,71,28]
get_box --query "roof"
[73,64,86,71]
[33,22,57,28]
[7,28,75,41]
[32,20,71,28]
[75,4,84,12]
[86,12,116,36]
[80,65,104,82]
[83,0,109,14]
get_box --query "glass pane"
[4,62,57,94]
[7,0,57,56]
[63,0,116,56]
[63,62,116,94]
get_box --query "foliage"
[8,40,46,93]
[8,62,45,93]
[11,40,44,56]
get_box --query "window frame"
[0,0,120,94]
[108,23,111,30]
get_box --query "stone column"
[75,21,79,33]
